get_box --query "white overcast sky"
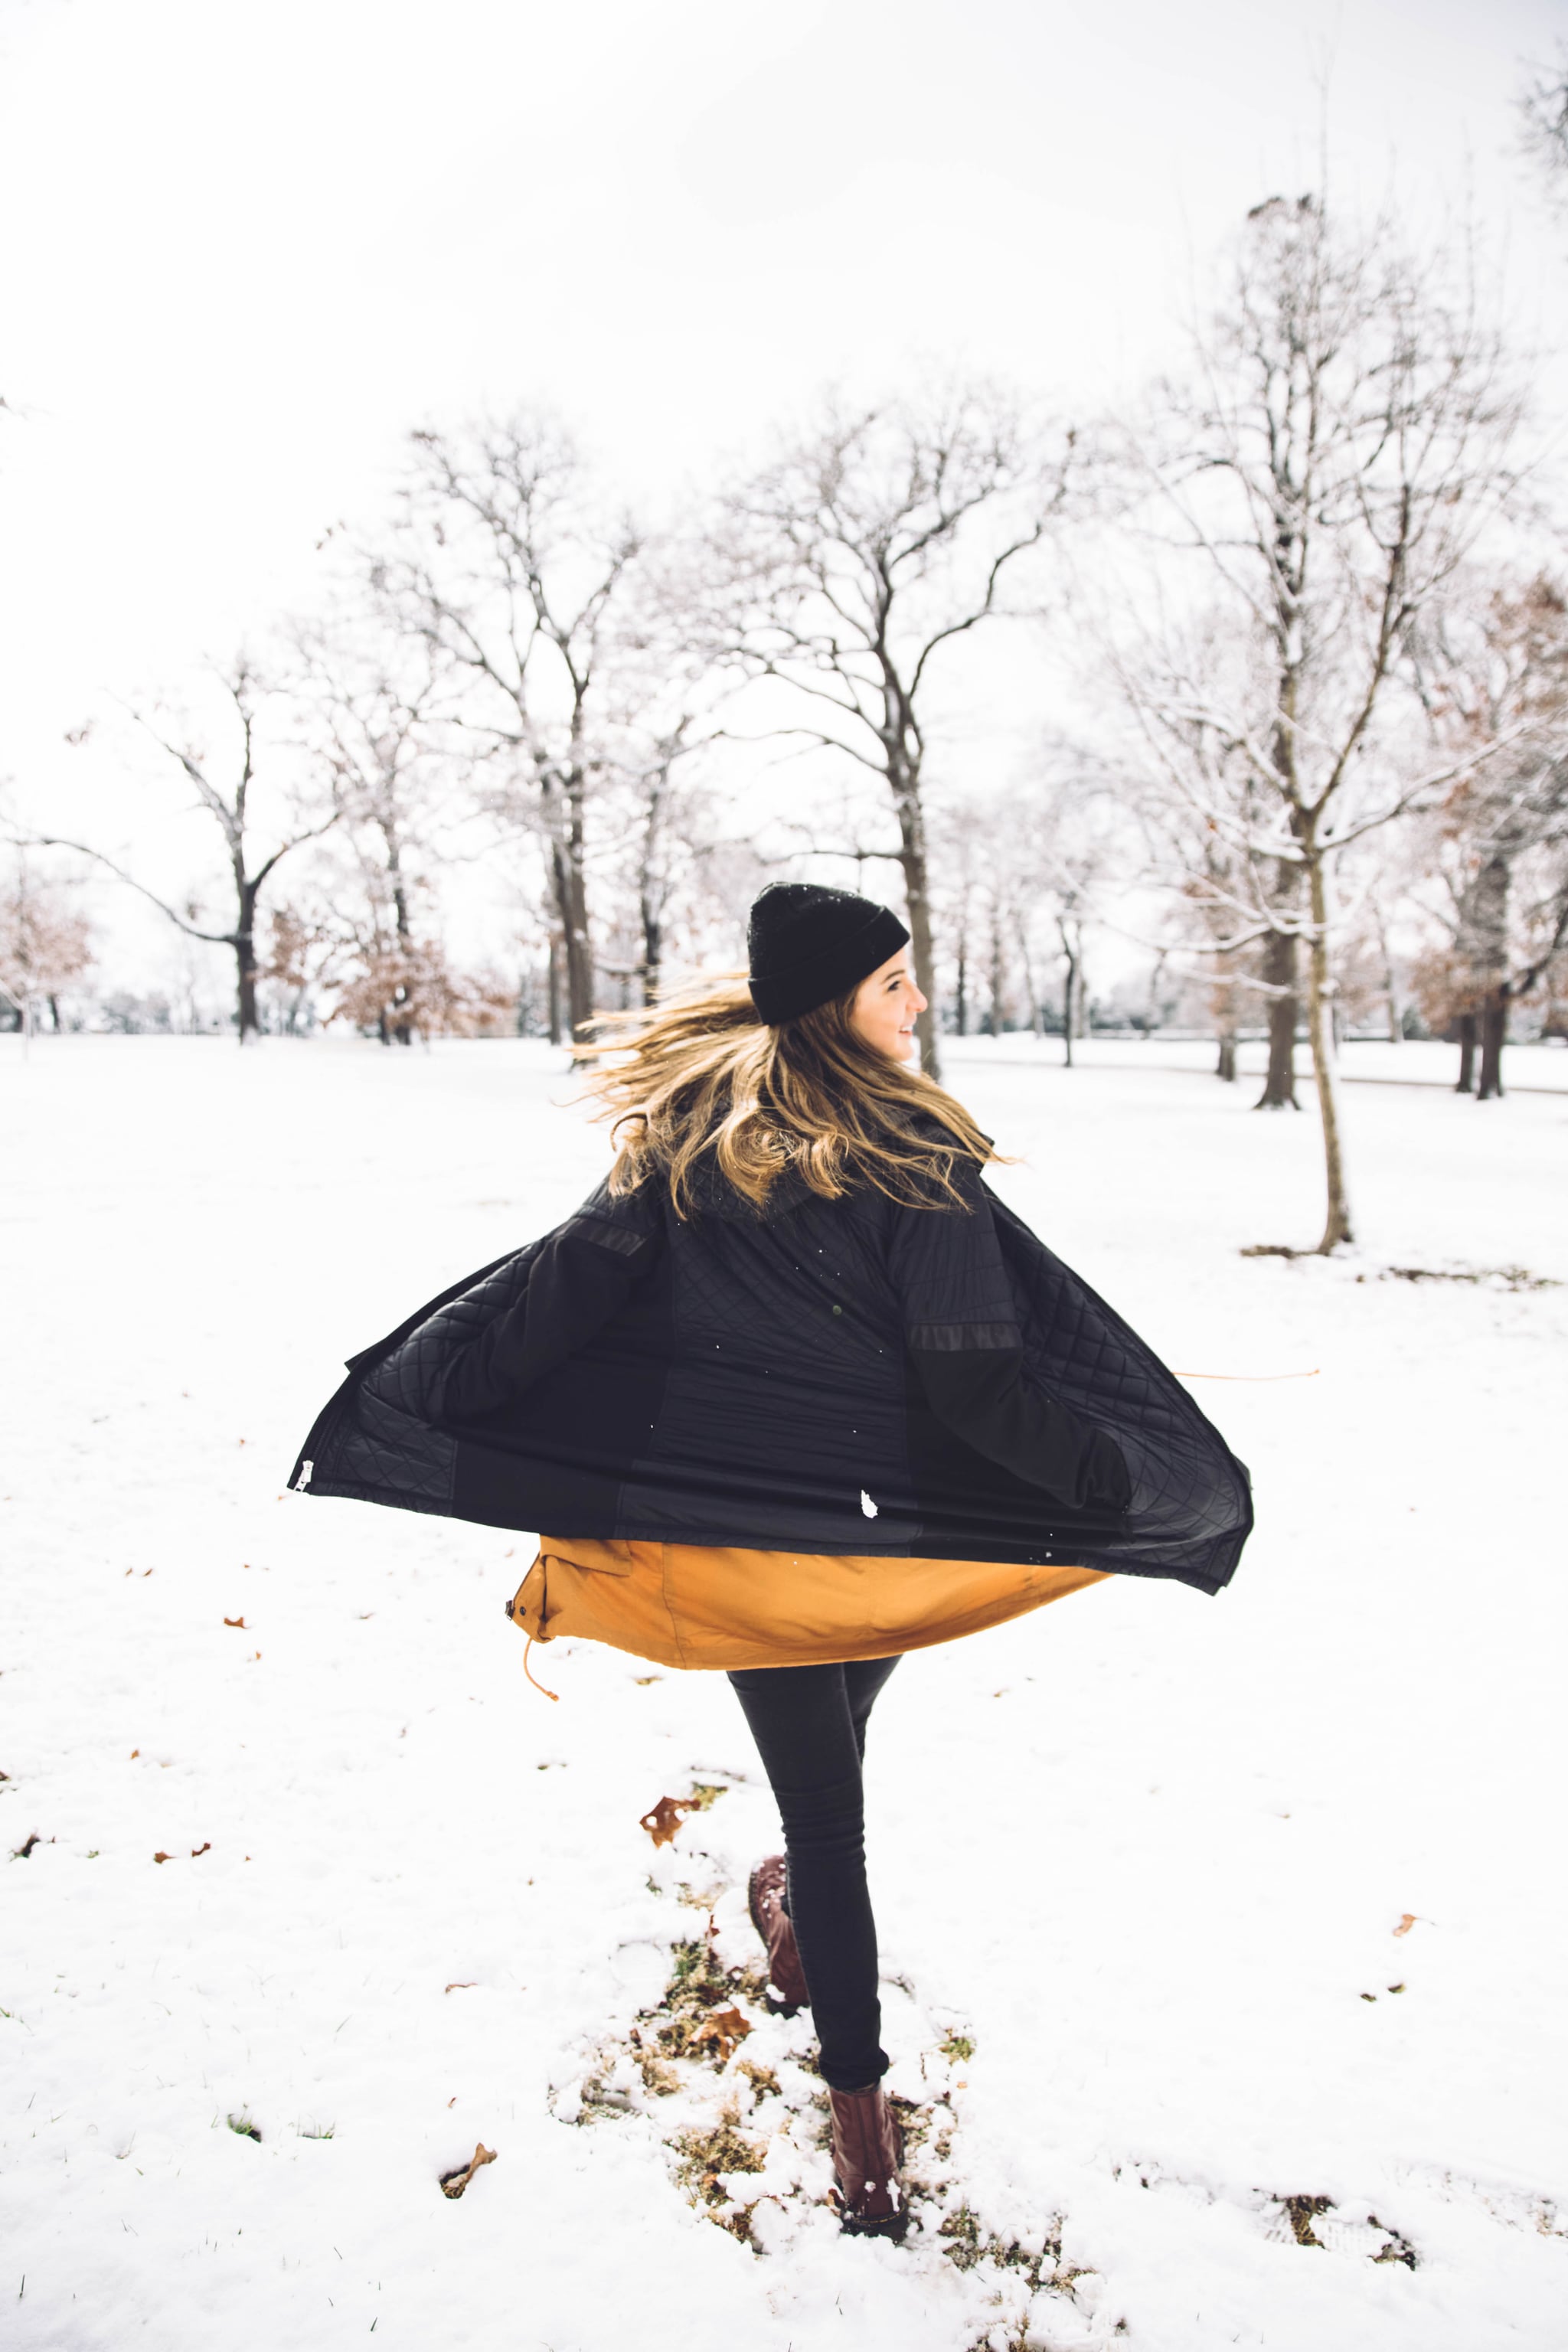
[0,0,1563,969]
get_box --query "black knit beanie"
[746,882,911,1024]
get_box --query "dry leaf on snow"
[692,2006,753,2063]
[1393,1913,1419,1937]
[639,1794,697,1847]
[439,2142,497,2199]
[224,1616,246,1629]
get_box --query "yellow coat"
[508,1537,1109,1672]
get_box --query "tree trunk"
[1018,929,1043,1037]
[955,936,968,1036]
[1455,1011,1477,1093]
[548,840,593,1046]
[541,770,595,1047]
[1060,948,1076,1069]
[1468,853,1510,1102]
[639,774,667,1006]
[892,778,940,1080]
[1477,988,1508,1100]
[1304,848,1353,1251]
[639,888,662,1004]
[234,885,260,1044]
[1216,1028,1237,1081]
[1255,920,1299,1106]
[389,854,414,1047]
[547,933,564,1047]
[987,919,1005,1037]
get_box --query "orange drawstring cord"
[522,1632,560,1703]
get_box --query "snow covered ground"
[2,1033,1565,2352]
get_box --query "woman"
[291,882,1253,2237]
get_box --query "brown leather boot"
[828,2083,906,2237]
[747,1854,809,2011]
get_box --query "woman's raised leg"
[727,1657,901,2091]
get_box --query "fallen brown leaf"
[153,1851,172,1864]
[439,2142,497,2199]
[692,2005,753,2063]
[191,1842,211,1858]
[444,1981,477,1994]
[639,1794,697,1847]
[1393,1913,1418,1938]
[224,1616,246,1629]
[129,1749,139,1759]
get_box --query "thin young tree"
[368,412,642,1044]
[1109,194,1528,1250]
[703,386,1077,1079]
[35,656,338,1042]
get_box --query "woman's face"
[849,950,929,1063]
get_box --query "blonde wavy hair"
[577,970,998,1219]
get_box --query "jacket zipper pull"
[294,1460,314,1492]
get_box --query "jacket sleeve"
[886,1168,1131,1513]
[431,1187,663,1425]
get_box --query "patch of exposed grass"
[646,1935,766,2067]
[634,2049,681,2097]
[1377,1263,1559,1292]
[673,2119,766,2239]
[226,2112,261,2142]
[1279,2193,1332,2246]
[891,2092,934,2154]
[938,2201,1067,2288]
[1368,2217,1419,2269]
[940,2029,975,2063]
[577,2076,639,2119]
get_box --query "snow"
[2,1031,1565,2350]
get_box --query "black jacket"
[289,1161,1252,1594]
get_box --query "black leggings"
[727,1655,902,2091]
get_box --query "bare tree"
[1108,194,1528,1250]
[1410,575,1568,1096]
[701,386,1076,1078]
[289,618,463,1044]
[328,937,514,1043]
[0,858,92,1042]
[34,656,338,1041]
[368,413,642,1044]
